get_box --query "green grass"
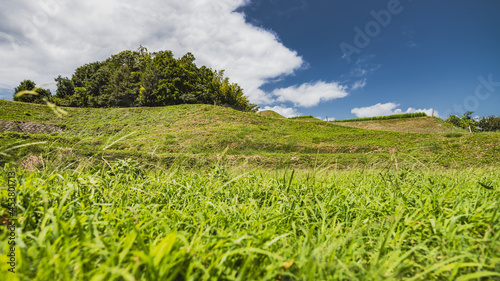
[334,116,463,134]
[1,100,499,169]
[335,112,428,122]
[1,163,499,280]
[1,100,499,280]
[256,110,286,119]
[288,115,319,120]
[444,132,464,138]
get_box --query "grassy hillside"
[1,100,499,169]
[256,110,286,119]
[333,116,460,134]
[1,100,500,280]
[335,112,427,123]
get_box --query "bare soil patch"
[0,120,63,134]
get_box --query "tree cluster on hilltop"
[13,47,258,112]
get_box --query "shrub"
[443,132,463,138]
[288,115,315,119]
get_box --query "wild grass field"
[1,161,499,280]
[1,100,499,280]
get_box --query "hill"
[333,116,461,134]
[2,100,499,280]
[256,110,285,119]
[1,99,499,169]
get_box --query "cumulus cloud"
[351,102,400,117]
[0,0,304,103]
[272,81,349,107]
[351,102,439,118]
[259,105,300,118]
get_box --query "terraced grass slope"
[333,116,460,134]
[0,99,499,169]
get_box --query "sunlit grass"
[2,99,500,170]
[1,162,499,280]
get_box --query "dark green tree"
[136,62,160,106]
[108,64,140,107]
[460,111,479,132]
[54,76,74,98]
[478,116,500,132]
[13,79,51,104]
[445,115,462,128]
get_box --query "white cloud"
[351,102,400,117]
[351,79,366,90]
[259,105,300,118]
[0,0,304,104]
[351,102,439,118]
[272,81,349,107]
[315,116,335,121]
[405,107,439,118]
[344,55,381,78]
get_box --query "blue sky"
[238,0,500,119]
[1,0,499,119]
